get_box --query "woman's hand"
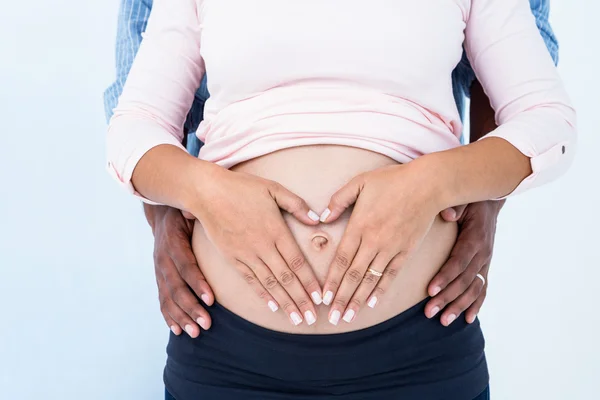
[318,162,444,325]
[189,163,323,327]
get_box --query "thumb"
[320,175,363,223]
[440,204,468,222]
[270,183,320,225]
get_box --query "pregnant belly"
[192,145,458,334]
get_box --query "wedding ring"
[367,268,383,277]
[476,273,486,286]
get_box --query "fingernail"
[201,294,211,304]
[448,209,456,219]
[311,291,323,305]
[468,314,476,324]
[320,208,331,222]
[308,210,320,222]
[184,324,195,337]
[430,306,440,318]
[323,291,334,305]
[368,297,378,308]
[170,325,180,335]
[305,310,316,325]
[268,301,279,312]
[431,286,441,296]
[343,309,355,323]
[196,317,209,330]
[447,314,457,325]
[329,310,341,326]
[291,312,303,326]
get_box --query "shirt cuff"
[106,117,186,204]
[483,124,575,200]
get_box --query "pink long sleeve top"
[106,0,577,201]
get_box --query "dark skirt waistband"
[165,298,488,400]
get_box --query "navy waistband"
[165,298,489,400]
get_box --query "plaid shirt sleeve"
[103,0,208,138]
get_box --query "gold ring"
[367,268,383,277]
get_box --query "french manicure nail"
[323,291,334,305]
[308,210,320,222]
[184,324,195,337]
[291,312,303,326]
[201,294,211,304]
[368,297,378,308]
[311,291,323,305]
[447,314,457,325]
[329,310,341,326]
[268,301,279,312]
[305,311,316,325]
[320,208,331,222]
[196,317,208,330]
[430,306,440,318]
[343,309,355,323]
[431,286,441,296]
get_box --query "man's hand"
[145,204,215,338]
[425,200,505,326]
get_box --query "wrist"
[181,159,223,218]
[409,154,456,212]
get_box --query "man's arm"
[103,0,213,338]
[427,0,559,325]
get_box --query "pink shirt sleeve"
[106,0,204,202]
[465,0,577,198]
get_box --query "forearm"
[419,137,531,209]
[132,144,212,211]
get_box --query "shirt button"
[562,146,566,154]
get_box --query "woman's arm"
[431,0,576,203]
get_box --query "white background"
[0,0,598,399]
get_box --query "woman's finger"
[327,247,378,325]
[269,182,320,225]
[320,175,364,223]
[276,229,323,305]
[440,271,486,326]
[243,257,308,326]
[425,254,485,321]
[322,230,362,306]
[340,253,389,324]
[365,252,408,310]
[234,260,280,313]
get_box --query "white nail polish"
[368,297,378,308]
[196,317,207,330]
[308,210,320,222]
[323,291,334,305]
[329,310,341,326]
[311,291,323,305]
[268,301,279,312]
[305,311,316,325]
[291,312,303,326]
[320,208,331,222]
[343,309,355,323]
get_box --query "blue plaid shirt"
[104,0,559,155]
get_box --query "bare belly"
[192,145,458,334]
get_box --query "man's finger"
[439,274,485,326]
[440,204,468,222]
[170,238,215,306]
[465,265,489,324]
[427,239,477,300]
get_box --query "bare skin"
[144,79,505,336]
